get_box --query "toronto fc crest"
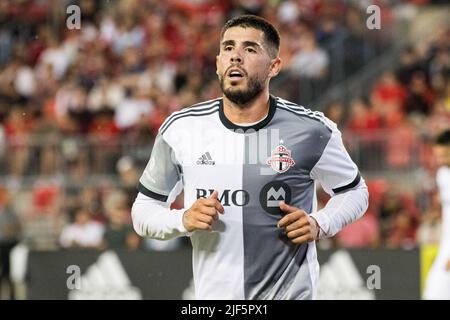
[266,142,295,173]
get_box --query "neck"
[222,90,270,124]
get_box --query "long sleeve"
[310,181,369,238]
[132,191,189,240]
[309,124,369,238]
[132,133,188,240]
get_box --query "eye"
[246,47,256,53]
[224,46,233,51]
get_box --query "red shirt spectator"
[386,210,418,249]
[385,118,418,168]
[89,110,120,140]
[3,107,33,148]
[346,99,382,140]
[337,211,380,248]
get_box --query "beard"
[219,73,265,106]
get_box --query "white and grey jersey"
[137,95,364,300]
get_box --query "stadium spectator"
[396,46,425,86]
[386,209,418,249]
[18,180,64,250]
[0,122,5,162]
[59,207,104,249]
[114,87,154,131]
[371,71,406,124]
[417,191,442,246]
[290,30,329,79]
[345,98,382,170]
[323,101,345,128]
[31,109,60,176]
[4,106,32,177]
[342,5,372,75]
[404,71,435,116]
[0,186,21,299]
[336,211,380,248]
[64,159,89,220]
[429,48,450,95]
[423,129,450,299]
[385,114,418,169]
[116,156,139,208]
[424,97,450,137]
[89,108,121,173]
[378,189,405,242]
[346,98,382,136]
[102,189,139,250]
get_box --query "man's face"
[216,27,279,105]
[433,145,450,167]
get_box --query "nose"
[230,51,242,64]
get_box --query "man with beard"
[132,15,368,299]
[423,129,450,300]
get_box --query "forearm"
[131,192,188,240]
[310,183,369,238]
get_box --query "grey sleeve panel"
[310,128,359,196]
[305,119,333,172]
[138,133,181,202]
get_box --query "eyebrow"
[221,40,235,47]
[221,40,262,50]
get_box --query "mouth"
[227,67,246,80]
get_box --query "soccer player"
[132,15,368,299]
[423,129,450,300]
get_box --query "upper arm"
[138,133,182,203]
[310,127,361,196]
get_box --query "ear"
[216,55,219,75]
[268,57,282,78]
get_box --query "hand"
[277,201,320,244]
[183,190,225,232]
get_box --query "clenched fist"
[183,190,225,232]
[277,201,320,244]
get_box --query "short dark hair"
[220,15,280,58]
[435,129,450,146]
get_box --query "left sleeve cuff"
[310,210,331,239]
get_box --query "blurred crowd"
[0,0,404,179]
[0,0,449,276]
[318,19,450,250]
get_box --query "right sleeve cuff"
[170,208,192,237]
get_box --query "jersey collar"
[218,95,277,132]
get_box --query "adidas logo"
[68,251,142,300]
[317,250,375,300]
[196,152,215,165]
